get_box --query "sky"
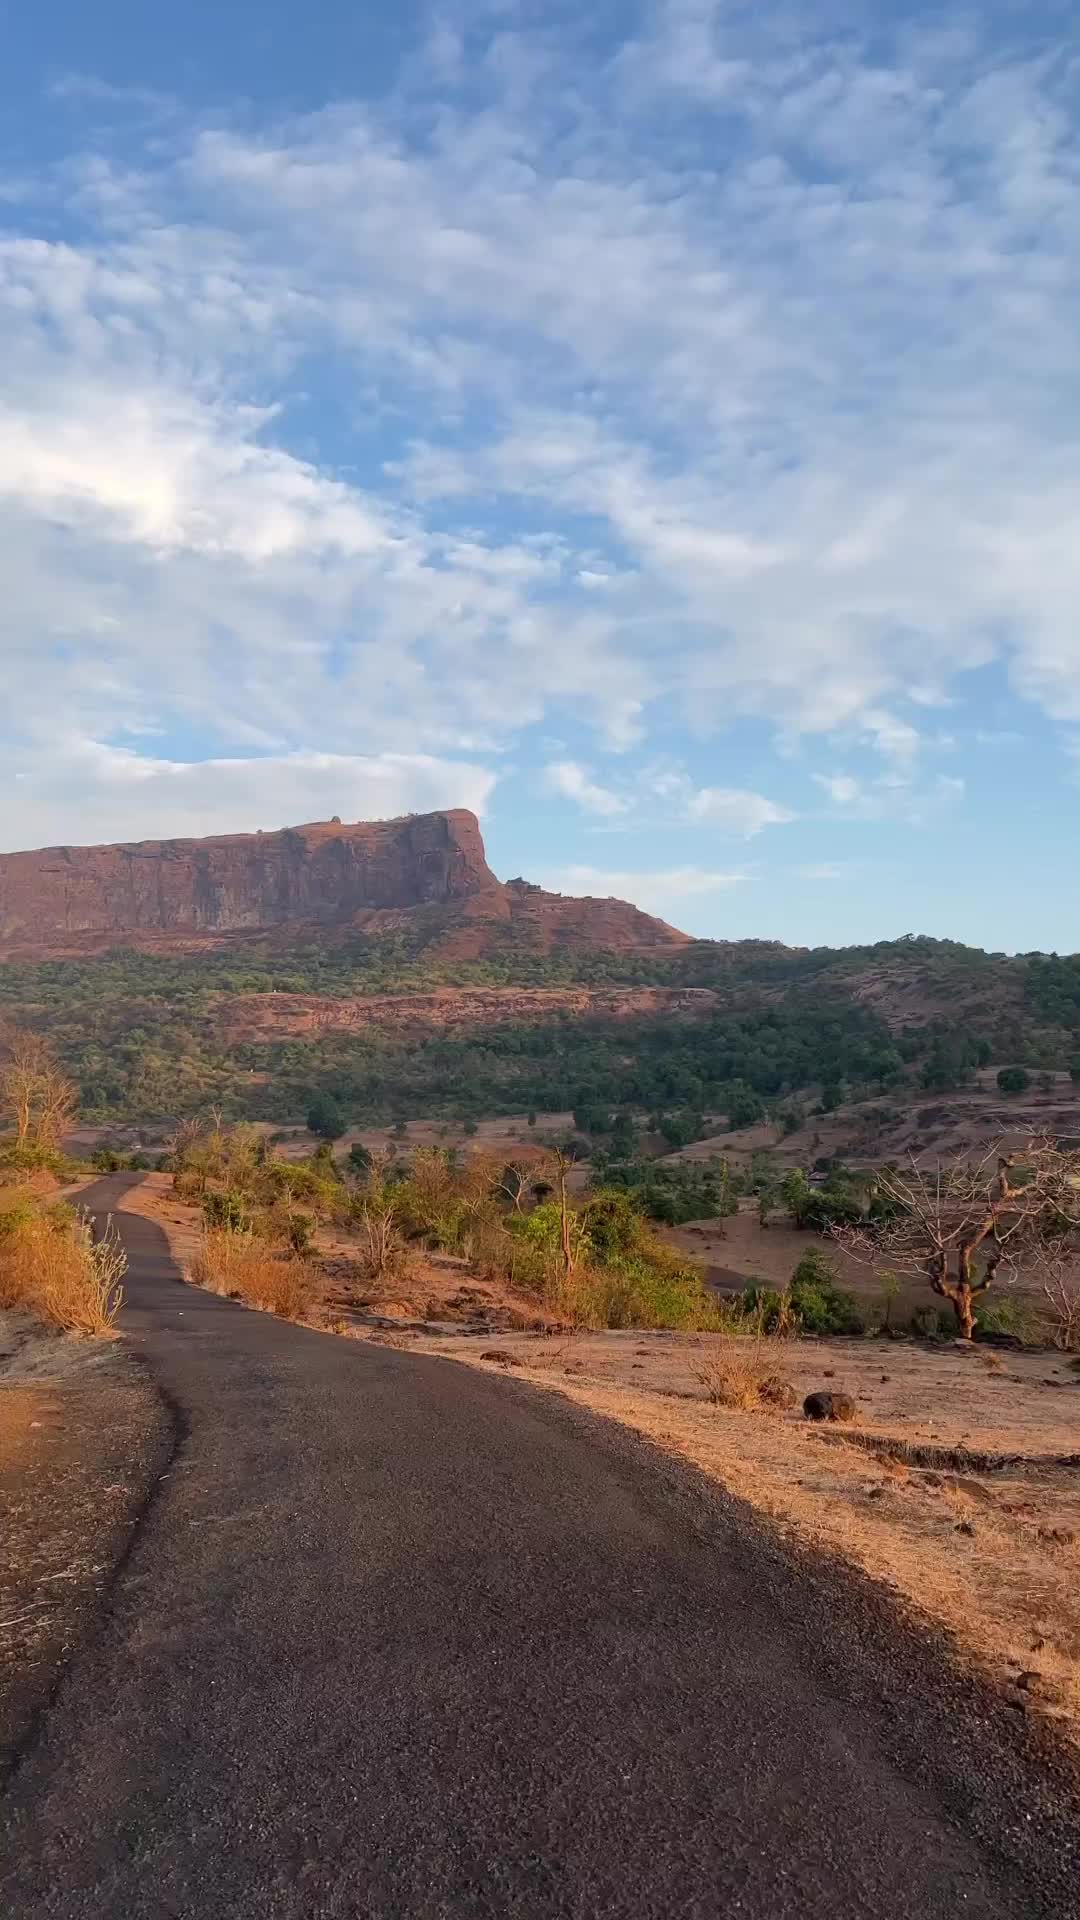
[1,1,1079,951]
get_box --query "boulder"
[804,1389,857,1423]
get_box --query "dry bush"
[0,1208,124,1335]
[354,1208,408,1285]
[692,1312,792,1411]
[191,1227,314,1321]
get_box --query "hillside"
[2,813,1080,1136]
[0,812,688,960]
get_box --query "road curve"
[1,1175,1074,1917]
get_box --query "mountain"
[0,812,689,962]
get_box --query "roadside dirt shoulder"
[0,1312,173,1780]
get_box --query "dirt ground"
[0,1311,172,1777]
[667,1078,1080,1174]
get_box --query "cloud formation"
[543,762,629,818]
[7,741,497,850]
[2,3,1079,856]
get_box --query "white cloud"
[543,761,629,817]
[686,787,795,835]
[797,863,847,882]
[813,774,862,807]
[2,740,497,851]
[3,5,1080,847]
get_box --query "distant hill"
[0,811,689,961]
[2,812,1079,1134]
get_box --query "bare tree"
[838,1140,1080,1339]
[494,1147,548,1214]
[1041,1244,1080,1352]
[0,1026,78,1151]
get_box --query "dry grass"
[0,1209,124,1336]
[191,1227,315,1321]
[692,1331,787,1409]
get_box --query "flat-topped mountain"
[0,811,689,960]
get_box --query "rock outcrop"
[0,812,690,960]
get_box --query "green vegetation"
[996,1066,1031,1094]
[743,1248,865,1337]
[588,1155,737,1225]
[307,1092,347,1139]
[171,1119,724,1333]
[0,950,907,1127]
[2,928,1079,1132]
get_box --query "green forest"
[2,929,1077,1130]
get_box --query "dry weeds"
[692,1332,787,1410]
[191,1228,315,1321]
[0,1210,124,1337]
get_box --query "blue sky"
[2,1,1079,949]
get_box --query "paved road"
[2,1177,1075,1917]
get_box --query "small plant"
[285,1211,315,1255]
[202,1189,253,1233]
[878,1270,901,1332]
[911,1304,950,1339]
[975,1296,1039,1344]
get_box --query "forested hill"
[2,928,1079,1130]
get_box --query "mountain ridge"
[0,810,689,961]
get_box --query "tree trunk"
[952,1285,976,1340]
[929,1247,988,1339]
[557,1162,575,1278]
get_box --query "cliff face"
[0,812,500,949]
[0,812,690,958]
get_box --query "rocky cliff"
[0,812,689,959]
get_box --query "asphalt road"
[2,1176,1076,1918]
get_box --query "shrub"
[202,1188,253,1233]
[307,1093,346,1140]
[740,1284,796,1335]
[911,1304,951,1339]
[996,1067,1031,1094]
[789,1249,865,1334]
[692,1319,791,1410]
[284,1211,315,1255]
[975,1296,1040,1344]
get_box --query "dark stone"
[803,1390,857,1423]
